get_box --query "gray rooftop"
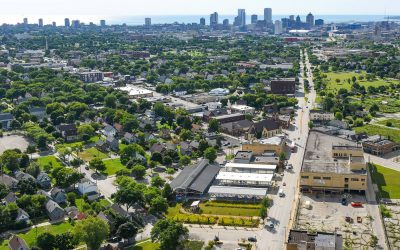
[302,131,366,175]
[170,159,220,194]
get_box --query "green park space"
[0,222,74,249]
[324,71,396,93]
[376,119,400,129]
[370,164,400,199]
[78,147,108,162]
[102,158,128,176]
[354,124,400,143]
[35,155,63,170]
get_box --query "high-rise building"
[38,18,43,27]
[52,22,56,27]
[251,14,258,24]
[315,19,324,26]
[200,17,206,26]
[274,20,283,34]
[71,20,80,29]
[23,18,28,25]
[237,9,246,27]
[289,15,295,21]
[64,18,70,27]
[210,12,218,27]
[306,13,314,27]
[264,8,272,23]
[296,15,301,23]
[223,19,230,26]
[100,20,106,27]
[145,18,151,27]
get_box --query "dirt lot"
[382,204,400,249]
[295,193,378,249]
[0,135,30,154]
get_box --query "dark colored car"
[341,198,347,206]
[248,237,257,242]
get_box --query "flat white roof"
[216,172,274,182]
[208,186,267,196]
[258,136,284,145]
[225,163,277,171]
[118,85,153,96]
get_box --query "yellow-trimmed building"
[242,136,285,155]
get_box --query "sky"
[0,0,399,24]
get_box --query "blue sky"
[1,0,399,24]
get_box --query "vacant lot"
[0,135,29,154]
[363,96,400,113]
[354,124,400,143]
[370,164,400,199]
[78,147,108,162]
[324,71,396,93]
[103,158,127,175]
[36,155,63,170]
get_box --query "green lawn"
[376,119,400,129]
[199,201,261,217]
[130,240,160,250]
[78,147,108,162]
[354,124,400,143]
[324,71,396,93]
[75,198,111,212]
[370,164,400,199]
[102,158,127,175]
[0,222,74,249]
[35,155,63,170]
[362,96,400,113]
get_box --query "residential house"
[37,190,52,201]
[28,107,47,121]
[50,187,67,204]
[97,211,116,231]
[8,235,29,250]
[150,143,165,154]
[179,142,191,156]
[78,178,98,195]
[106,136,119,152]
[159,128,171,140]
[113,123,124,135]
[0,113,14,130]
[0,174,19,189]
[101,124,117,138]
[36,172,51,189]
[4,192,17,204]
[45,200,65,221]
[123,132,136,144]
[191,124,202,134]
[16,208,30,224]
[56,124,78,142]
[189,141,200,151]
[247,119,281,140]
[14,171,35,182]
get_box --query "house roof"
[150,143,164,153]
[4,192,17,203]
[56,123,77,132]
[8,235,29,250]
[221,119,253,131]
[45,200,63,213]
[170,159,220,193]
[17,208,30,219]
[0,112,14,121]
[251,119,280,133]
[50,187,65,197]
[14,171,35,181]
[36,172,51,182]
[0,174,18,188]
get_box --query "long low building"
[208,186,267,200]
[223,162,277,174]
[216,172,273,187]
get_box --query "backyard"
[370,164,400,199]
[78,147,108,162]
[354,124,400,143]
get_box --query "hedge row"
[173,214,217,225]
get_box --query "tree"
[335,112,343,121]
[179,129,192,141]
[149,196,169,215]
[78,124,95,142]
[67,192,77,205]
[203,147,217,162]
[162,155,173,166]
[151,152,163,163]
[0,149,21,171]
[0,183,9,199]
[162,183,173,201]
[208,119,220,133]
[36,232,56,250]
[131,164,146,179]
[89,158,106,174]
[114,181,144,211]
[151,219,188,250]
[17,179,37,195]
[151,175,165,188]
[117,222,138,239]
[179,155,191,166]
[308,121,314,129]
[52,167,83,188]
[55,232,78,250]
[73,216,110,250]
[104,94,117,108]
[120,144,146,165]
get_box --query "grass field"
[102,158,127,175]
[35,155,63,170]
[199,201,261,217]
[0,222,74,249]
[376,119,400,129]
[354,124,400,143]
[130,240,160,250]
[363,96,400,113]
[78,147,108,162]
[370,164,400,199]
[324,71,396,93]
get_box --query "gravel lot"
[0,135,30,154]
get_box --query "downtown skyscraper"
[264,8,272,23]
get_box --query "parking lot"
[295,193,377,249]
[382,204,400,249]
[0,134,30,154]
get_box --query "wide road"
[189,50,315,249]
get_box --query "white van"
[278,188,285,197]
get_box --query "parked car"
[266,223,274,229]
[248,237,257,242]
[351,202,363,208]
[341,198,347,206]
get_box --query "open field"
[324,71,397,93]
[354,124,400,143]
[78,147,108,162]
[199,201,261,217]
[363,96,400,113]
[370,164,400,199]
[0,222,74,249]
[376,119,400,129]
[102,158,127,175]
[35,155,63,170]
[0,135,29,154]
